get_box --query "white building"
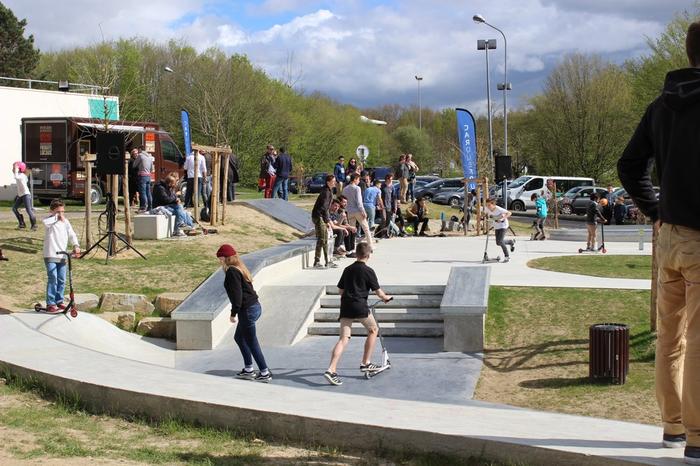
[0,82,119,200]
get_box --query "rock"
[137,317,176,340]
[100,293,154,315]
[74,293,99,311]
[153,292,189,316]
[99,311,136,331]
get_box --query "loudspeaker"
[96,132,125,175]
[494,156,513,182]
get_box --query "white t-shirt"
[184,153,207,178]
[15,172,30,197]
[484,205,509,230]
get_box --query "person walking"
[11,162,36,230]
[323,242,392,386]
[272,146,293,200]
[217,244,272,383]
[342,173,373,246]
[311,175,337,269]
[532,193,548,240]
[617,21,700,463]
[42,199,81,314]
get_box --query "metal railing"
[0,76,109,94]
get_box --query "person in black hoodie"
[217,244,271,383]
[617,22,700,461]
[152,173,192,236]
[311,174,337,268]
[272,147,293,200]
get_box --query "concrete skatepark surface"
[0,217,667,464]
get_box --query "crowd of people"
[258,144,293,200]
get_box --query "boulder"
[137,317,176,340]
[99,311,136,331]
[74,293,99,311]
[100,293,154,315]
[153,292,189,316]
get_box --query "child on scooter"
[43,199,81,313]
[585,193,607,251]
[324,242,392,386]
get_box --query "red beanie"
[216,244,236,258]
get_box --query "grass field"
[476,286,657,425]
[527,255,652,279]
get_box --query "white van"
[502,175,595,211]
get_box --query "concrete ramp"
[240,199,314,233]
[11,312,176,367]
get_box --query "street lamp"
[476,38,497,164]
[415,75,423,131]
[359,115,387,160]
[473,14,511,158]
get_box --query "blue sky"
[5,0,697,115]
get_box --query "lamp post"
[473,14,511,158]
[415,75,423,131]
[360,115,387,160]
[476,39,497,164]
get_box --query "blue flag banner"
[181,109,192,157]
[455,108,478,190]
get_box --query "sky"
[4,0,696,115]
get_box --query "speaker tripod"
[81,192,146,264]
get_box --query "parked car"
[614,187,660,221]
[558,186,610,215]
[288,176,299,194]
[432,187,466,207]
[414,178,464,201]
[500,175,595,211]
[367,166,393,182]
[415,175,440,184]
[305,172,330,193]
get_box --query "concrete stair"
[307,285,445,337]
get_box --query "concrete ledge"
[440,266,490,352]
[240,199,314,233]
[550,226,652,243]
[0,316,677,466]
[171,239,314,349]
[133,214,176,240]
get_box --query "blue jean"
[138,176,152,211]
[233,302,268,370]
[12,194,36,227]
[45,260,66,306]
[164,204,193,232]
[272,177,289,200]
[364,203,376,228]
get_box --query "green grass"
[527,255,652,279]
[0,373,515,465]
[477,286,657,425]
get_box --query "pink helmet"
[15,162,26,173]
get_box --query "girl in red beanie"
[216,244,271,382]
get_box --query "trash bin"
[589,323,629,385]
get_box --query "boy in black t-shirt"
[324,242,392,386]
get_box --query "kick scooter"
[578,222,608,254]
[34,251,79,318]
[364,297,394,379]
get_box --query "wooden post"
[112,175,119,212]
[650,225,658,331]
[123,154,132,244]
[193,151,200,222]
[82,153,96,250]
[221,153,230,225]
[475,182,482,236]
[211,152,220,226]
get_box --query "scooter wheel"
[364,372,371,379]
[578,249,583,253]
[70,309,78,318]
[34,303,41,312]
[601,248,607,254]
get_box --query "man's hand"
[383,295,393,303]
[230,315,238,324]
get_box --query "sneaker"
[46,305,60,314]
[324,371,343,386]
[235,369,256,380]
[30,225,38,231]
[57,302,67,310]
[502,257,510,263]
[326,262,339,268]
[360,362,380,372]
[254,371,272,383]
[313,262,325,269]
[685,446,700,464]
[510,239,516,252]
[345,252,357,258]
[17,224,26,230]
[663,433,687,448]
[173,230,187,237]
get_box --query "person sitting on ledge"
[405,197,430,236]
[152,172,193,237]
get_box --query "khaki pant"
[313,217,328,264]
[655,223,700,446]
[347,211,373,245]
[399,178,408,203]
[339,314,378,339]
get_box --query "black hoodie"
[618,68,700,229]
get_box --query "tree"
[524,53,634,182]
[392,126,432,167]
[0,3,40,79]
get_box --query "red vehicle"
[22,117,184,204]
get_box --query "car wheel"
[448,197,461,208]
[511,200,525,212]
[560,204,572,215]
[422,193,433,202]
[89,184,103,205]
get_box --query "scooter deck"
[363,363,391,379]
[34,303,78,318]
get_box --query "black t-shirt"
[337,261,380,318]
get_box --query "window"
[524,178,543,190]
[161,139,181,164]
[445,179,463,188]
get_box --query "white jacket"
[43,215,79,260]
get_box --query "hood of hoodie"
[662,68,700,111]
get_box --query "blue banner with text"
[456,108,478,190]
